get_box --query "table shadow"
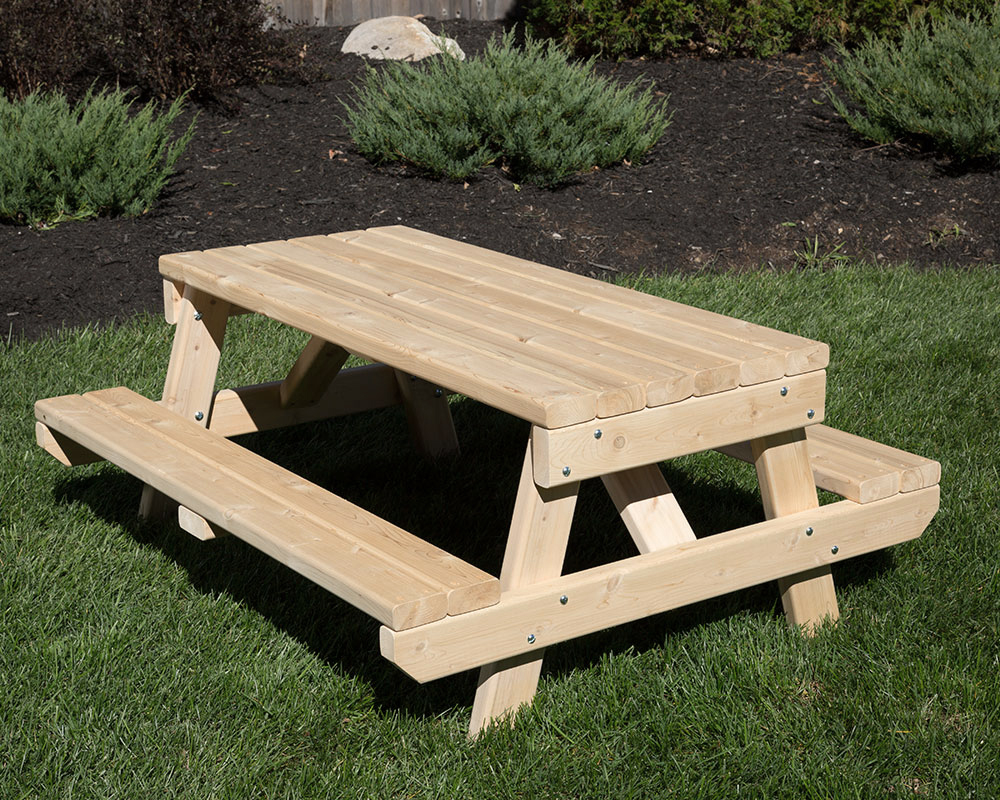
[50,397,894,723]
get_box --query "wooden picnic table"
[35,226,940,736]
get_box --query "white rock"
[341,16,465,62]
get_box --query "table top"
[160,226,829,429]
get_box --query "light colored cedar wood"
[469,440,580,737]
[752,429,839,631]
[718,430,891,504]
[381,485,940,682]
[279,337,350,409]
[163,279,183,325]
[140,285,230,520]
[326,230,776,390]
[159,248,598,429]
[34,388,499,629]
[602,466,696,553]
[533,371,826,488]
[207,364,402,438]
[717,425,939,504]
[393,371,460,459]
[291,234,696,407]
[36,421,101,466]
[324,231,745,397]
[240,239,647,418]
[38,366,403,467]
[178,505,226,540]
[161,278,251,324]
[806,425,940,493]
[346,226,829,378]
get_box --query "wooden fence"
[272,0,517,26]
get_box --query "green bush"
[825,8,1000,161]
[0,88,195,227]
[524,0,995,59]
[343,33,670,185]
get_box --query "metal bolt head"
[194,411,205,421]
[780,386,788,396]
[831,545,839,555]
[193,311,203,321]
[527,634,536,644]
[434,388,443,398]
[594,429,603,440]
[805,526,814,536]
[807,409,816,419]
[562,466,571,477]
[559,595,568,605]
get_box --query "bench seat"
[35,387,499,631]
[717,424,941,504]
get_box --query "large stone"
[341,16,465,62]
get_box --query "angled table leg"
[139,286,230,519]
[394,370,460,459]
[279,337,350,409]
[751,428,839,631]
[469,438,579,737]
[602,465,696,553]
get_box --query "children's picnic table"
[36,226,940,736]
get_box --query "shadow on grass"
[51,396,896,722]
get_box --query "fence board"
[272,0,515,25]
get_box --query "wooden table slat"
[362,226,829,376]
[160,249,598,428]
[160,225,831,427]
[285,236,696,406]
[244,240,648,417]
[324,233,749,394]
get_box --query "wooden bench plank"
[35,388,500,629]
[159,249,598,428]
[360,226,830,378]
[807,425,940,493]
[716,424,940,504]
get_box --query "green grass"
[2,263,998,797]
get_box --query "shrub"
[0,1,94,99]
[824,8,1000,162]
[523,0,995,59]
[343,32,670,185]
[90,0,307,101]
[0,88,195,227]
[0,0,307,102]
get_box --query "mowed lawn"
[2,263,997,798]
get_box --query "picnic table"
[35,226,940,736]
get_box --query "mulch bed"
[3,19,997,344]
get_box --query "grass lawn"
[2,263,997,798]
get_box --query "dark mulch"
[3,20,998,344]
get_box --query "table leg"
[751,428,839,632]
[279,337,349,409]
[139,286,230,520]
[394,370,460,459]
[602,465,696,553]
[468,439,579,737]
